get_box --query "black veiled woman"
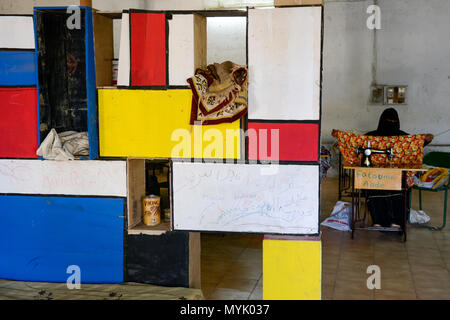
[365,108,433,228]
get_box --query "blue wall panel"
[85,7,99,159]
[0,195,124,283]
[0,51,36,86]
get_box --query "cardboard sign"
[354,168,402,191]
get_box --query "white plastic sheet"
[409,209,431,224]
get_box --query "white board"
[248,7,321,120]
[0,160,127,197]
[169,14,195,86]
[117,12,130,86]
[0,16,35,49]
[172,162,319,235]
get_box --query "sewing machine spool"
[357,142,393,167]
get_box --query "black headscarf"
[366,108,408,136]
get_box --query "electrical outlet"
[384,85,407,105]
[371,85,384,104]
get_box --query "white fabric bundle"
[36,129,89,160]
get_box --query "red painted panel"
[0,87,38,158]
[130,12,166,86]
[248,122,319,162]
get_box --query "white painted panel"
[113,19,121,59]
[248,7,322,120]
[207,16,247,66]
[0,16,35,49]
[169,14,195,86]
[173,162,319,234]
[0,160,127,197]
[117,12,130,86]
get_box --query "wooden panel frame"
[127,158,146,229]
[93,10,114,87]
[193,13,207,72]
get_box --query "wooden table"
[343,165,427,242]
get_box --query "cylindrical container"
[142,195,161,226]
[112,59,119,86]
[164,208,171,223]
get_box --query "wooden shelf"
[128,221,171,236]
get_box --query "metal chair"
[413,152,450,230]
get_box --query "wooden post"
[263,235,322,300]
[92,10,114,87]
[80,0,92,7]
[189,232,201,289]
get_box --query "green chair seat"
[414,185,449,192]
[412,151,449,230]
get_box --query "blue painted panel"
[0,51,36,86]
[85,7,99,159]
[0,195,124,283]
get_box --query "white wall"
[375,0,450,147]
[322,0,450,149]
[0,0,73,12]
[207,16,247,65]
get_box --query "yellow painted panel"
[98,89,241,159]
[263,239,321,300]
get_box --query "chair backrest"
[423,152,450,169]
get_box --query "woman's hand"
[331,129,339,138]
[425,134,434,143]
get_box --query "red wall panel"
[248,122,319,162]
[0,87,38,158]
[130,12,166,86]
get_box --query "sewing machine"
[357,142,394,167]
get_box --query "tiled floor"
[201,177,450,300]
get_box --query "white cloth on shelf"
[36,129,89,160]
[58,131,89,156]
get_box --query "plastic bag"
[321,201,353,231]
[409,209,430,224]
